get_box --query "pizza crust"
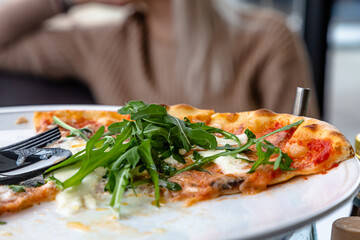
[33,110,130,134]
[0,182,58,214]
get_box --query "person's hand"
[73,0,134,6]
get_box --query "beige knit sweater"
[0,0,319,117]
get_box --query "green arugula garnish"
[47,101,303,214]
[9,185,26,193]
[46,175,64,190]
[0,221,6,225]
[53,116,90,141]
[171,121,303,175]
[248,140,295,173]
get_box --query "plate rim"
[247,157,360,240]
[1,104,359,240]
[0,104,120,114]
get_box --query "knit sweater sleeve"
[253,11,320,118]
[0,0,91,79]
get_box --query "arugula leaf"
[168,119,192,152]
[192,151,203,161]
[62,126,131,188]
[9,185,26,193]
[257,120,304,141]
[112,146,140,171]
[110,164,131,214]
[158,178,181,191]
[152,153,176,176]
[247,141,274,173]
[46,175,64,190]
[188,121,241,147]
[274,151,295,171]
[138,139,160,207]
[45,149,85,173]
[107,120,132,135]
[245,129,256,140]
[186,129,217,150]
[104,170,116,193]
[171,148,185,164]
[150,136,170,153]
[143,117,174,128]
[131,104,167,120]
[0,221,6,225]
[53,116,89,141]
[143,124,169,141]
[118,101,148,115]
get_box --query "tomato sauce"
[255,121,297,149]
[307,139,332,164]
[289,138,333,170]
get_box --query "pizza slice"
[0,102,354,215]
[167,106,354,204]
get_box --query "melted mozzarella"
[163,155,185,168]
[164,155,179,166]
[48,136,108,215]
[0,186,17,202]
[53,166,106,216]
[51,137,86,155]
[215,133,248,146]
[196,150,251,175]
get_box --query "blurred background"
[0,0,359,143]
[247,0,360,149]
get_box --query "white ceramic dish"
[0,105,359,240]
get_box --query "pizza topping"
[163,155,185,168]
[15,116,28,125]
[247,140,294,173]
[44,101,304,216]
[0,186,17,202]
[215,133,248,146]
[213,154,250,175]
[193,150,251,175]
[50,137,86,155]
[51,166,107,215]
[8,185,26,193]
[53,116,90,141]
[307,139,332,164]
[172,120,303,176]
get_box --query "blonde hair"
[172,0,242,105]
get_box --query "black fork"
[0,127,72,185]
[0,127,61,151]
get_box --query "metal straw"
[293,87,311,116]
[289,87,317,238]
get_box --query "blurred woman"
[0,0,318,116]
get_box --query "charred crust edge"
[225,113,239,122]
[303,123,319,132]
[253,109,276,117]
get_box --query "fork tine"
[0,127,61,151]
[7,131,60,150]
[8,127,61,150]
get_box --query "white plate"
[1,105,360,240]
